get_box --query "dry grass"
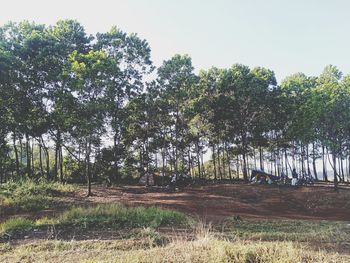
[1,223,349,263]
[0,235,348,263]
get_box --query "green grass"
[57,204,189,229]
[0,204,189,235]
[0,179,76,213]
[223,217,349,242]
[0,218,34,234]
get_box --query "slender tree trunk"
[41,138,50,181]
[212,144,217,180]
[312,142,318,180]
[217,144,222,180]
[348,154,350,182]
[59,146,63,182]
[187,148,191,177]
[322,144,328,181]
[201,151,205,179]
[259,146,263,170]
[253,148,257,170]
[332,152,338,190]
[242,152,248,182]
[340,156,345,182]
[19,137,23,168]
[226,144,232,181]
[113,134,119,182]
[162,144,165,186]
[284,148,289,177]
[86,139,92,197]
[301,143,305,177]
[222,142,226,179]
[31,139,34,177]
[236,154,240,180]
[54,130,61,182]
[25,133,31,178]
[39,141,44,178]
[306,144,311,176]
[12,132,20,179]
[197,142,201,179]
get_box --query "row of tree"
[1,20,349,194]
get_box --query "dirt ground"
[3,183,350,222]
[82,183,350,222]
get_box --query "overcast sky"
[2,0,350,82]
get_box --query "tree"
[67,50,110,196]
[95,27,153,182]
[157,54,197,176]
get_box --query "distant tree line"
[1,20,349,194]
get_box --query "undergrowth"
[0,179,75,213]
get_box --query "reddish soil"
[3,183,350,223]
[78,183,350,222]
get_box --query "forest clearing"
[2,1,350,262]
[1,181,350,262]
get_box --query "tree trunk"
[12,132,20,179]
[259,146,263,170]
[59,145,63,183]
[162,145,165,186]
[306,144,311,176]
[222,143,226,179]
[31,139,34,177]
[312,142,318,180]
[236,154,240,180]
[196,139,201,178]
[41,137,50,181]
[39,141,44,178]
[340,156,345,182]
[284,148,289,176]
[212,144,217,180]
[322,144,328,181]
[25,133,31,178]
[201,151,205,179]
[217,144,222,180]
[86,139,92,197]
[332,152,338,190]
[226,143,232,181]
[242,152,248,182]
[112,134,117,182]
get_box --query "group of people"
[251,168,313,186]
